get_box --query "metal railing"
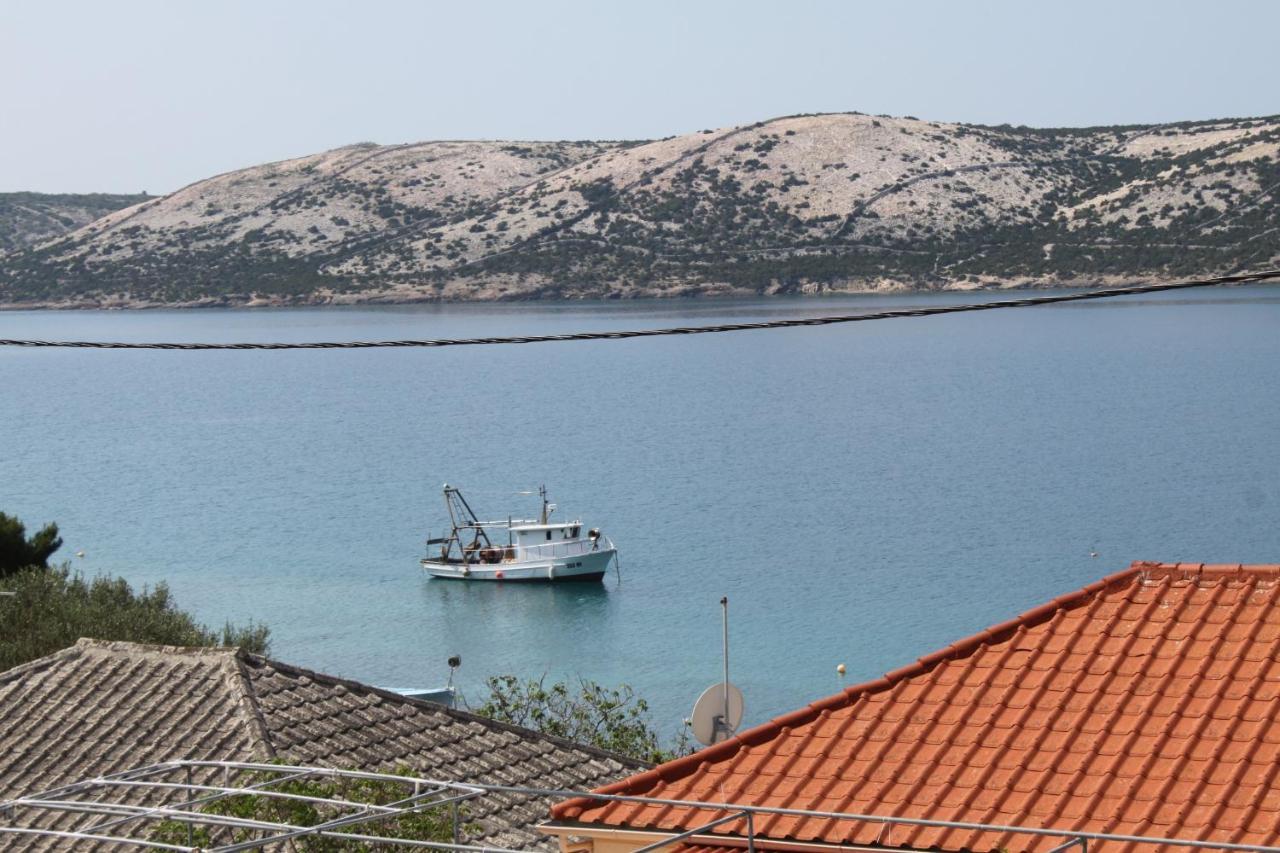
[489,781,1280,853]
[4,760,1279,852]
[512,537,614,561]
[429,536,615,566]
[1,761,493,852]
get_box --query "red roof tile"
[553,563,1280,851]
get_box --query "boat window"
[546,530,552,541]
[570,526,580,538]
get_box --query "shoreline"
[0,274,1168,311]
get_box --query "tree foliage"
[0,512,62,578]
[475,674,688,763]
[0,565,269,671]
[149,765,476,850]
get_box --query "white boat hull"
[421,548,615,582]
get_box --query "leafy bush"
[475,674,689,763]
[0,565,269,671]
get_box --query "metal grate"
[5,759,1280,851]
[0,760,500,851]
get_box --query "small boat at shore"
[380,655,462,707]
[421,485,617,582]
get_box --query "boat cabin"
[511,523,583,544]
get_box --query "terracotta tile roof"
[553,563,1280,852]
[0,639,644,850]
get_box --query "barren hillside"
[0,192,150,257]
[3,112,1277,307]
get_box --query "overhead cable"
[0,268,1276,351]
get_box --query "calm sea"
[2,286,1278,739]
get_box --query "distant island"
[1,111,1277,308]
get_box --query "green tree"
[0,512,62,578]
[475,675,688,763]
[0,565,269,671]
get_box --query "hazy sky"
[3,0,1277,194]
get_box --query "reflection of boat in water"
[421,485,618,582]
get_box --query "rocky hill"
[2,113,1278,307]
[0,192,150,257]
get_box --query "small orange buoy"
[495,571,504,579]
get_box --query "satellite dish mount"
[690,596,745,746]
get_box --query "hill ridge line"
[2,110,1278,306]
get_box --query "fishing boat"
[421,485,618,582]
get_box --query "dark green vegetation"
[0,192,149,255]
[0,511,61,578]
[0,512,268,671]
[476,674,688,762]
[149,765,476,850]
[1,114,1277,305]
[0,566,270,671]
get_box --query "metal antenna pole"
[721,596,729,741]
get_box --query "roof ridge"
[229,650,279,761]
[2,637,642,769]
[234,650,650,770]
[1134,561,1280,579]
[552,561,1150,818]
[0,641,86,684]
[71,637,241,657]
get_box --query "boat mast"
[442,485,490,558]
[446,486,481,527]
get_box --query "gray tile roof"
[0,638,646,849]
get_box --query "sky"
[3,0,1278,194]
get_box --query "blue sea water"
[2,286,1278,739]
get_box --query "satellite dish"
[690,682,744,746]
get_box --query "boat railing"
[425,535,616,565]
[514,537,614,561]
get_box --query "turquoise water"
[2,286,1278,739]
